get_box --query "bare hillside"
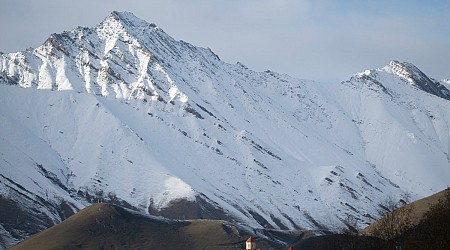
[11,203,276,250]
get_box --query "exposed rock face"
[385,60,450,101]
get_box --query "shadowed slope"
[362,188,450,236]
[287,188,450,250]
[11,203,275,250]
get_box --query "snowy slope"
[1,11,450,247]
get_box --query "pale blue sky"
[1,0,449,83]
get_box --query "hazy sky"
[1,0,449,83]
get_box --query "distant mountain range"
[1,11,449,249]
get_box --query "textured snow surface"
[1,11,450,245]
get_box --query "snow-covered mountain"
[1,11,450,247]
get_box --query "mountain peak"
[97,11,159,37]
[385,60,423,82]
[384,60,450,101]
[107,11,157,28]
